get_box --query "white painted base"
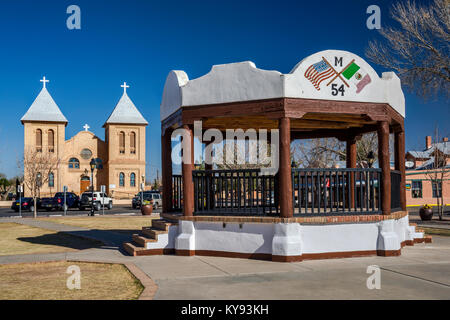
[145,215,424,259]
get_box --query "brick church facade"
[21,78,148,198]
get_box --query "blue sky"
[0,0,448,179]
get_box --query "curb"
[124,263,158,300]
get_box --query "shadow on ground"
[17,232,104,251]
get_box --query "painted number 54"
[331,83,345,96]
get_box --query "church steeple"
[103,82,148,127]
[21,76,68,125]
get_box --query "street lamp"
[89,158,96,216]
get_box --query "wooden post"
[205,149,214,210]
[377,121,391,215]
[346,136,357,209]
[395,129,406,211]
[182,124,194,216]
[279,117,293,218]
[161,127,173,213]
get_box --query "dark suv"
[53,192,80,211]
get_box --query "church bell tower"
[103,82,148,196]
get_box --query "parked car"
[132,191,161,209]
[40,197,57,211]
[79,192,113,211]
[53,192,80,211]
[11,197,41,212]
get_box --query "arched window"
[119,131,125,154]
[68,158,80,169]
[119,172,125,187]
[130,132,136,154]
[48,129,54,153]
[130,173,136,187]
[48,172,54,187]
[36,129,42,152]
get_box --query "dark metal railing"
[184,167,388,216]
[171,174,183,212]
[192,169,278,216]
[390,170,401,212]
[292,168,382,216]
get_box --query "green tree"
[0,174,12,200]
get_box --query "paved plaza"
[0,216,449,300]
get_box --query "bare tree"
[424,127,450,220]
[366,0,450,99]
[292,138,345,168]
[18,147,60,218]
[214,139,272,170]
[292,133,384,168]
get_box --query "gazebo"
[124,50,430,261]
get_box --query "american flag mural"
[304,59,336,90]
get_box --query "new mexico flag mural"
[342,61,371,94]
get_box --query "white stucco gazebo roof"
[160,50,405,121]
[104,91,148,127]
[21,87,68,124]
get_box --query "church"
[21,77,148,198]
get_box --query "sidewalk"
[1,217,449,299]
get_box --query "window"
[411,180,422,198]
[432,181,442,198]
[119,131,125,154]
[48,129,54,153]
[130,173,136,187]
[48,172,54,187]
[130,132,136,154]
[36,129,42,152]
[119,172,125,187]
[69,158,80,169]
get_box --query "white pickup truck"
[79,192,113,211]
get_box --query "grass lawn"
[41,215,157,235]
[0,261,143,300]
[422,227,450,237]
[0,223,102,256]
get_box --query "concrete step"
[132,234,157,247]
[152,219,177,231]
[123,242,145,257]
[142,227,168,240]
[161,213,182,223]
[123,242,174,256]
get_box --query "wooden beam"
[279,117,293,218]
[378,121,391,215]
[161,127,173,213]
[395,130,406,211]
[182,125,194,217]
[346,136,357,209]
[301,113,375,124]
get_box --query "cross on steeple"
[121,82,130,94]
[40,76,49,89]
[83,124,90,131]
